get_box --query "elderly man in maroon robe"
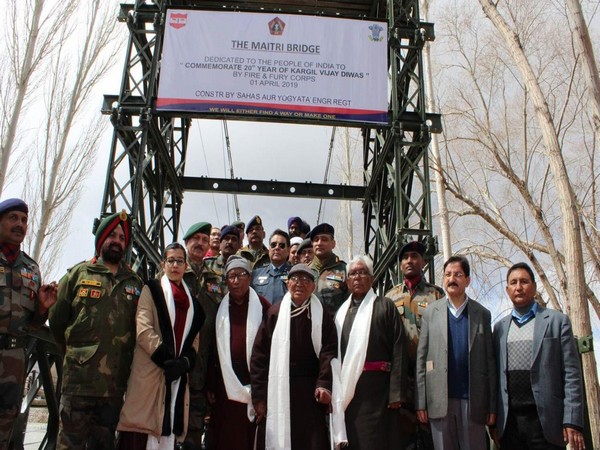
[206,256,271,450]
[335,255,406,449]
[251,263,337,450]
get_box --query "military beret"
[183,222,212,241]
[245,215,263,233]
[95,210,132,255]
[225,255,252,275]
[290,236,303,247]
[308,223,334,240]
[301,221,311,235]
[220,225,240,240]
[297,238,312,254]
[0,198,28,216]
[232,220,245,230]
[399,240,425,258]
[287,216,302,229]
[288,263,317,281]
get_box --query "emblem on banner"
[268,17,285,35]
[368,23,384,42]
[170,13,188,29]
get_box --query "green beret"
[183,222,212,241]
[95,210,132,255]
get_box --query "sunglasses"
[269,242,287,249]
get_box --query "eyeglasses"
[444,272,466,279]
[226,272,250,281]
[348,269,370,278]
[270,242,287,249]
[289,274,313,284]
[165,258,186,266]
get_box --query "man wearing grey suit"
[492,262,585,450]
[415,255,496,450]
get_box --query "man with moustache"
[50,211,143,449]
[0,198,58,450]
[297,238,314,265]
[239,216,269,268]
[385,241,444,449]
[492,262,585,450]
[181,222,224,450]
[251,230,292,305]
[204,226,221,259]
[287,217,303,238]
[415,255,496,450]
[205,225,242,296]
[308,223,347,315]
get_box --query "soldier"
[204,226,221,259]
[384,241,444,450]
[297,238,314,265]
[0,198,57,450]
[251,229,292,305]
[308,223,348,315]
[49,210,143,450]
[205,225,242,296]
[181,222,224,450]
[238,216,269,268]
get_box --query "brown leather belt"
[0,334,29,350]
[363,361,391,372]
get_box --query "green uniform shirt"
[311,253,348,315]
[238,245,269,268]
[49,259,142,398]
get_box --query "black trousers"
[500,411,565,450]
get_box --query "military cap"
[95,210,132,255]
[183,222,212,241]
[225,255,252,275]
[308,223,335,240]
[0,198,28,216]
[399,240,426,258]
[220,225,240,240]
[287,216,303,229]
[245,215,263,233]
[288,263,317,281]
[301,221,311,235]
[232,220,245,230]
[290,236,303,247]
[297,238,312,254]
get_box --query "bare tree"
[431,0,599,441]
[0,0,75,195]
[22,0,121,275]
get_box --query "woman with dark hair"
[117,243,205,449]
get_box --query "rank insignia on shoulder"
[0,267,4,273]
[78,288,89,297]
[81,279,102,287]
[90,289,101,299]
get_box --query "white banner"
[157,10,388,125]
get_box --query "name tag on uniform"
[81,279,102,287]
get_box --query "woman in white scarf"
[117,243,204,450]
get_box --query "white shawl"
[266,293,323,450]
[215,287,263,421]
[334,288,377,410]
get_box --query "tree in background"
[430,0,599,442]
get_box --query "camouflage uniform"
[183,260,224,450]
[310,253,348,315]
[385,277,444,450]
[0,249,45,449]
[204,254,227,296]
[49,258,142,450]
[238,244,269,268]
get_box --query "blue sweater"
[447,307,469,399]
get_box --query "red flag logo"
[170,13,187,29]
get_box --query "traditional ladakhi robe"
[251,293,337,450]
[335,290,406,450]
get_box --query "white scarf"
[266,293,323,450]
[334,289,376,410]
[216,287,263,421]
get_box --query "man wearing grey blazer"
[415,255,497,450]
[492,262,584,450]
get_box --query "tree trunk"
[479,0,600,444]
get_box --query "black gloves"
[151,343,174,368]
[164,357,190,382]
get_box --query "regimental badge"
[78,288,89,297]
[90,289,101,299]
[119,209,128,221]
[268,17,285,36]
[368,23,384,42]
[0,267,5,273]
[81,279,102,287]
[169,12,187,30]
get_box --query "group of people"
[0,198,587,450]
